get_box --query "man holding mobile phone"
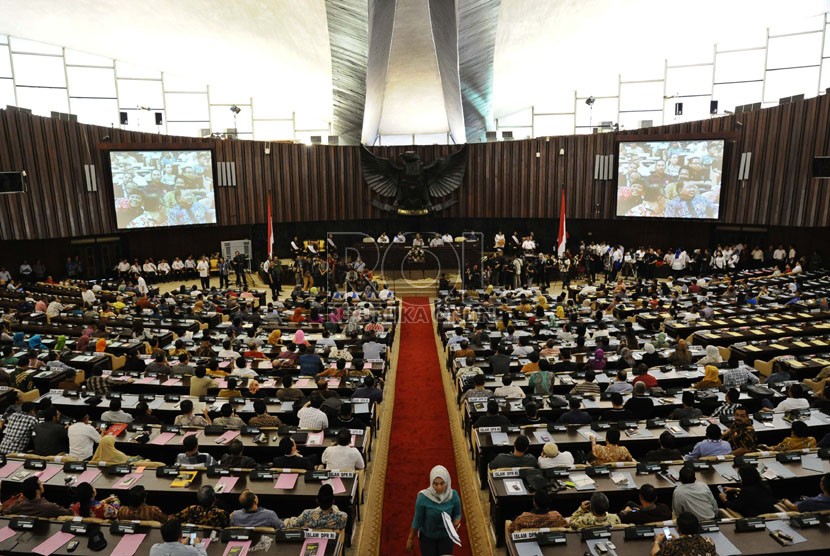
[149,519,207,556]
[650,512,715,556]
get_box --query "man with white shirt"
[116,259,130,278]
[81,288,96,306]
[321,429,365,471]
[429,234,444,247]
[136,274,149,296]
[393,232,406,243]
[298,395,329,430]
[493,375,525,399]
[218,340,242,360]
[377,232,390,244]
[773,244,787,268]
[378,284,394,300]
[171,257,185,277]
[157,259,170,279]
[442,232,453,244]
[196,256,210,290]
[184,256,197,277]
[774,384,810,412]
[68,412,101,461]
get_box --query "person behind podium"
[406,465,462,555]
[149,519,208,556]
[489,435,537,469]
[2,477,72,517]
[651,511,715,556]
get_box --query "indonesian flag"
[557,188,567,257]
[267,192,274,259]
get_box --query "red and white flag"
[557,188,567,257]
[267,192,274,259]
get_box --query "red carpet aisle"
[379,297,472,556]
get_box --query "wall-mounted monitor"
[109,149,216,229]
[0,171,26,194]
[616,139,724,219]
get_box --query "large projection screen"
[110,149,216,229]
[616,139,724,219]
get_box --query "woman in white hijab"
[406,465,463,555]
[697,345,723,366]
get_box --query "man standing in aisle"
[217,257,230,289]
[196,256,210,291]
[232,251,247,287]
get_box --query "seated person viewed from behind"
[508,490,567,532]
[149,519,208,556]
[176,434,217,467]
[493,375,525,399]
[473,400,511,429]
[685,424,731,460]
[624,381,654,420]
[297,394,329,430]
[669,392,703,420]
[322,429,365,471]
[71,481,120,519]
[170,485,229,528]
[570,368,601,397]
[619,483,672,525]
[557,398,592,425]
[220,439,257,468]
[537,441,574,469]
[602,392,634,422]
[642,431,683,462]
[212,403,246,428]
[718,464,777,517]
[605,370,633,394]
[773,383,810,412]
[230,489,284,528]
[651,511,716,556]
[591,429,635,464]
[272,436,315,471]
[283,484,348,530]
[2,476,72,517]
[671,466,718,522]
[489,435,537,469]
[100,398,134,423]
[780,473,830,512]
[767,419,816,451]
[722,364,759,389]
[568,492,620,529]
[174,399,211,427]
[116,485,168,522]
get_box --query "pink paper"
[0,461,23,479]
[181,430,201,441]
[274,473,298,490]
[363,362,372,369]
[327,378,340,388]
[71,468,101,485]
[325,476,346,494]
[136,376,155,385]
[0,527,16,543]
[34,465,61,483]
[306,432,324,446]
[32,531,75,556]
[222,540,251,556]
[215,430,240,444]
[149,432,176,445]
[295,378,312,388]
[218,360,231,369]
[110,533,146,556]
[216,379,228,388]
[112,473,143,490]
[214,476,239,493]
[162,379,181,386]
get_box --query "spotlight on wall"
[585,96,596,106]
[229,105,241,115]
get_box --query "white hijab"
[419,465,454,504]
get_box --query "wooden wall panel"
[2,93,830,241]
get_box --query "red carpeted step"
[380,297,472,555]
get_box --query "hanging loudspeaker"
[119,112,128,125]
[155,113,163,126]
[709,100,718,115]
[674,103,683,116]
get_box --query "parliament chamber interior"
[4,1,830,555]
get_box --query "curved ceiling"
[1,0,828,142]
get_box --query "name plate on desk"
[139,394,155,402]
[699,521,720,533]
[581,526,612,540]
[63,462,87,473]
[305,530,338,540]
[230,397,246,404]
[467,397,489,404]
[61,521,91,535]
[221,529,251,542]
[107,392,122,400]
[735,517,766,532]
[478,426,505,433]
[276,530,304,541]
[776,452,802,463]
[250,470,275,481]
[164,394,180,402]
[199,395,217,403]
[241,426,260,436]
[128,424,149,433]
[586,466,610,477]
[548,424,567,433]
[110,521,137,534]
[591,422,611,431]
[492,469,521,478]
[161,424,181,434]
[624,526,655,540]
[9,517,36,531]
[637,462,660,474]
[328,471,355,478]
[646,418,666,429]
[689,460,712,471]
[24,459,46,470]
[156,467,179,478]
[735,455,758,466]
[207,466,231,477]
[64,389,80,398]
[791,513,821,528]
[351,397,370,404]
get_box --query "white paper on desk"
[533,430,552,444]
[762,460,796,479]
[504,479,527,495]
[514,541,543,556]
[578,429,598,442]
[610,471,636,489]
[570,473,596,491]
[764,520,807,544]
[700,531,741,555]
[801,455,826,473]
[441,511,462,547]
[491,432,510,445]
[713,462,739,482]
